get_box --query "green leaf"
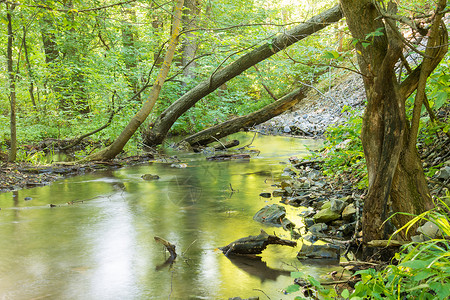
[434,91,448,110]
[362,42,371,48]
[286,284,300,293]
[430,282,450,299]
[291,271,304,278]
[401,259,429,269]
[414,269,435,281]
[323,50,340,60]
[341,289,350,298]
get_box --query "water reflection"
[0,133,338,299]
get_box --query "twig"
[253,288,271,300]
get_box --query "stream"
[0,133,341,299]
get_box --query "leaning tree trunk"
[142,4,343,147]
[339,0,447,243]
[180,87,308,147]
[83,0,185,161]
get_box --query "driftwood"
[219,229,297,256]
[180,87,308,147]
[154,236,177,260]
[206,153,250,161]
[367,239,407,247]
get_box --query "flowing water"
[0,133,340,299]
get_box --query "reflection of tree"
[164,174,204,206]
[225,254,291,282]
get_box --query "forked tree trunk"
[142,5,343,147]
[84,0,185,161]
[339,0,447,242]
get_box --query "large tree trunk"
[339,0,447,243]
[83,0,185,161]
[180,87,308,146]
[142,5,343,147]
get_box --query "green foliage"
[351,197,450,299]
[311,105,368,189]
[287,196,450,299]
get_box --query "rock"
[141,174,160,180]
[299,207,315,218]
[342,204,357,221]
[176,141,193,152]
[313,207,341,223]
[307,170,321,181]
[171,163,188,168]
[253,204,286,226]
[272,189,286,197]
[308,223,328,234]
[259,192,271,198]
[330,199,346,214]
[437,166,450,180]
[321,201,331,210]
[24,197,32,201]
[302,233,319,243]
[297,243,340,260]
[417,221,442,238]
[337,222,356,236]
[304,218,315,228]
[283,125,291,133]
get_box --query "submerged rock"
[141,174,160,180]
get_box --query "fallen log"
[179,87,308,147]
[206,153,250,161]
[219,229,297,256]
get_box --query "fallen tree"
[142,4,343,147]
[179,86,308,147]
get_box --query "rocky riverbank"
[256,72,366,137]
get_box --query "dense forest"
[0,0,343,160]
[1,0,450,298]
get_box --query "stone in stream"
[272,189,286,197]
[297,243,341,260]
[253,204,294,229]
[141,174,160,180]
[259,192,271,198]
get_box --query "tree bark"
[7,4,17,162]
[339,0,447,243]
[84,0,185,161]
[181,0,201,82]
[180,87,308,147]
[142,4,343,147]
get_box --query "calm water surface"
[0,133,339,299]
